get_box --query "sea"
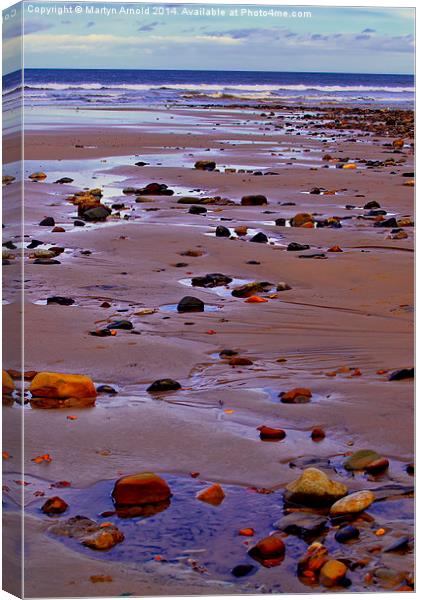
[3,68,415,110]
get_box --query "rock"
[274,512,327,539]
[194,160,216,171]
[231,564,255,577]
[136,183,174,196]
[46,296,75,306]
[257,426,286,440]
[82,205,111,222]
[82,527,125,551]
[392,138,404,149]
[319,559,347,587]
[297,542,328,580]
[241,195,268,206]
[90,329,112,337]
[239,528,255,536]
[74,220,85,227]
[388,367,414,381]
[248,535,285,565]
[287,242,310,252]
[330,490,375,516]
[135,161,149,166]
[276,282,291,291]
[96,384,118,394]
[364,201,381,209]
[33,258,61,265]
[41,496,69,515]
[177,296,205,313]
[327,245,343,253]
[196,483,225,506]
[311,427,325,441]
[188,205,207,215]
[29,172,47,180]
[249,232,268,243]
[229,357,253,366]
[232,281,272,298]
[280,387,312,404]
[245,296,268,303]
[112,472,171,506]
[384,536,411,553]
[191,273,232,288]
[372,567,405,588]
[309,187,321,195]
[219,349,238,358]
[285,468,348,506]
[290,213,314,227]
[2,370,15,395]
[215,225,231,237]
[147,379,181,393]
[39,217,55,227]
[344,449,389,472]
[177,197,204,205]
[374,217,398,228]
[2,175,15,185]
[106,320,133,330]
[334,525,360,543]
[275,218,286,226]
[234,225,248,236]
[29,372,97,400]
[54,177,74,184]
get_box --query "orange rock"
[2,370,15,395]
[196,483,225,506]
[311,427,326,441]
[29,372,97,400]
[319,559,347,587]
[244,296,268,303]
[239,528,255,536]
[41,496,68,515]
[343,163,356,169]
[290,213,314,227]
[29,172,47,180]
[234,225,248,236]
[248,535,285,565]
[280,387,312,403]
[229,357,253,366]
[297,542,328,577]
[301,221,314,228]
[328,245,343,253]
[112,472,171,506]
[257,426,286,440]
[393,138,404,149]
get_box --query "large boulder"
[112,472,171,506]
[290,213,314,227]
[29,372,96,400]
[285,468,348,506]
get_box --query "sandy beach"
[3,103,414,596]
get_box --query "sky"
[2,2,415,75]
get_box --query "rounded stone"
[330,490,375,516]
[112,472,171,506]
[177,296,205,312]
[285,468,348,506]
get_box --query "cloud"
[138,21,159,32]
[24,20,54,36]
[86,21,95,29]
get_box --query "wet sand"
[3,105,414,596]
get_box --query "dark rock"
[287,242,310,252]
[241,195,268,206]
[384,537,411,553]
[39,217,55,227]
[106,320,134,330]
[33,258,60,265]
[249,232,268,243]
[191,273,232,288]
[388,368,414,381]
[335,525,360,543]
[298,252,326,259]
[54,177,74,184]
[231,564,255,578]
[90,329,112,337]
[135,161,149,166]
[194,160,216,171]
[82,205,111,222]
[177,296,205,313]
[27,240,43,249]
[367,209,387,216]
[215,225,231,237]
[3,241,17,249]
[219,349,238,358]
[74,220,85,227]
[310,187,322,194]
[46,296,75,306]
[275,218,286,226]
[188,205,207,215]
[147,379,181,393]
[232,281,272,298]
[364,200,381,209]
[41,496,69,515]
[274,512,328,539]
[374,217,398,228]
[97,385,118,394]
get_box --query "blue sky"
[3,3,415,74]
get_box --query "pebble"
[147,379,181,393]
[219,349,238,358]
[330,490,375,516]
[106,320,133,330]
[285,468,348,506]
[384,536,411,553]
[374,217,398,228]
[39,217,55,227]
[334,525,360,543]
[388,367,414,381]
[96,385,117,394]
[177,296,205,312]
[112,472,171,506]
[287,242,310,252]
[215,225,231,237]
[194,160,216,171]
[49,516,124,551]
[29,172,47,180]
[364,201,381,209]
[279,387,312,404]
[297,542,328,579]
[249,232,268,243]
[241,195,267,206]
[274,218,286,226]
[276,282,291,291]
[234,225,248,236]
[311,427,325,441]
[54,177,74,184]
[82,528,125,551]
[188,205,207,215]
[274,512,327,539]
[231,281,272,298]
[231,564,255,577]
[191,273,232,288]
[344,449,389,472]
[257,425,286,440]
[319,559,348,587]
[196,483,225,506]
[290,213,314,227]
[248,535,285,563]
[41,496,69,515]
[46,296,75,306]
